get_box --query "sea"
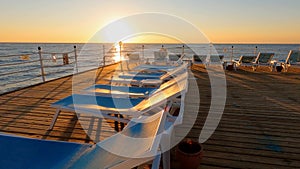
[0,43,299,94]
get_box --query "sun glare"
[113,41,123,62]
[111,34,182,62]
[122,34,182,44]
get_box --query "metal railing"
[0,45,116,94]
[1,43,298,94]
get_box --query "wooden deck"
[0,63,119,143]
[1,63,300,168]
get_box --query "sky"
[0,0,299,44]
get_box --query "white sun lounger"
[19,87,185,168]
[252,52,275,71]
[235,55,256,69]
[49,72,188,130]
[206,55,225,69]
[192,54,207,65]
[125,53,142,70]
[0,108,170,169]
[108,62,187,87]
[283,50,300,72]
[66,109,167,169]
[154,50,168,63]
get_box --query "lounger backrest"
[239,55,256,63]
[210,55,224,63]
[168,54,181,61]
[154,50,168,61]
[193,55,206,63]
[85,84,157,97]
[99,109,165,157]
[286,50,300,64]
[64,110,166,168]
[160,62,187,81]
[127,53,140,61]
[0,133,91,169]
[255,53,274,64]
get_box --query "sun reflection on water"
[113,42,123,62]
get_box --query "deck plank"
[0,63,300,168]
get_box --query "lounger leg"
[252,65,257,71]
[162,134,171,169]
[270,65,274,72]
[120,115,125,130]
[163,150,170,169]
[151,153,162,169]
[48,109,61,130]
[286,64,290,72]
[114,114,119,131]
[114,114,125,132]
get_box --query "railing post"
[38,47,46,82]
[74,45,78,73]
[209,42,212,57]
[231,46,234,64]
[103,45,106,66]
[142,45,144,60]
[254,46,258,55]
[119,41,123,72]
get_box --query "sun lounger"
[133,64,176,73]
[118,73,162,81]
[252,52,275,71]
[283,50,300,72]
[49,72,188,130]
[168,53,184,65]
[0,105,181,168]
[205,55,225,69]
[154,51,168,62]
[209,55,224,63]
[236,55,256,69]
[168,54,181,62]
[0,133,91,169]
[0,108,170,169]
[192,54,207,65]
[84,84,157,98]
[126,53,141,70]
[67,109,167,169]
[109,62,188,87]
[127,53,140,62]
[126,71,165,76]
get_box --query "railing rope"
[38,47,46,82]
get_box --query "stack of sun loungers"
[0,49,188,169]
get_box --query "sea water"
[0,43,299,94]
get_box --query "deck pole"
[254,46,258,55]
[74,45,78,73]
[231,46,234,64]
[103,45,105,65]
[142,45,145,60]
[209,43,212,57]
[119,41,123,72]
[38,47,46,82]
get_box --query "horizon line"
[0,41,300,45]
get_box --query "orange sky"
[0,0,299,44]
